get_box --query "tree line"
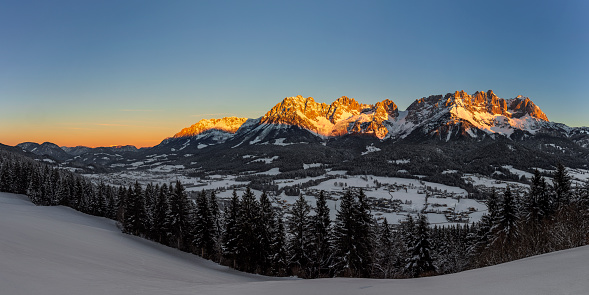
[1,150,588,278]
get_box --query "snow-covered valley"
[2,192,588,295]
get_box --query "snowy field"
[2,192,589,295]
[79,162,589,227]
[82,168,488,225]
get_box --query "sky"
[1,0,588,147]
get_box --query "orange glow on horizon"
[1,129,170,148]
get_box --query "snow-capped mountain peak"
[162,90,572,148]
[173,117,248,138]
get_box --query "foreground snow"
[1,192,588,295]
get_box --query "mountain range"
[158,89,589,149]
[10,90,589,176]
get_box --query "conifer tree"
[123,181,147,237]
[167,181,192,250]
[553,163,572,210]
[273,215,288,276]
[355,189,374,277]
[27,168,42,205]
[490,186,519,262]
[405,214,435,277]
[236,187,261,273]
[287,194,312,277]
[311,190,332,278]
[470,190,499,266]
[333,189,373,277]
[526,170,550,222]
[222,190,241,269]
[208,190,221,261]
[143,183,156,233]
[258,191,275,274]
[116,186,127,224]
[376,218,395,278]
[152,183,170,245]
[194,190,215,258]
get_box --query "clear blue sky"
[1,0,588,147]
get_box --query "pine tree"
[222,190,241,269]
[116,186,127,224]
[0,160,13,193]
[152,184,171,245]
[332,189,373,277]
[355,189,374,277]
[310,190,332,278]
[208,190,221,261]
[526,170,550,222]
[553,163,572,210]
[167,181,192,250]
[27,167,42,205]
[287,194,312,277]
[405,214,435,278]
[271,214,288,276]
[258,191,275,274]
[48,168,61,206]
[376,218,394,278]
[96,181,107,217]
[104,184,116,220]
[123,181,147,237]
[236,187,261,273]
[470,190,500,267]
[143,183,156,235]
[490,186,519,262]
[194,190,215,258]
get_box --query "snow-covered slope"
[2,192,589,295]
[0,192,275,295]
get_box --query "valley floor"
[1,192,588,295]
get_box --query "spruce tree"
[167,181,192,250]
[236,187,261,273]
[123,181,147,237]
[490,186,519,262]
[208,191,221,261]
[405,214,435,278]
[258,191,275,274]
[194,190,215,258]
[27,168,42,205]
[526,170,550,222]
[271,214,288,276]
[287,194,312,277]
[311,190,332,278]
[470,189,499,266]
[222,190,241,269]
[153,183,171,245]
[333,189,373,277]
[553,163,572,210]
[355,189,374,277]
[376,218,394,278]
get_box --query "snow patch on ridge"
[361,144,381,155]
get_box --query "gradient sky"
[1,0,588,147]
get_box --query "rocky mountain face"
[258,95,398,138]
[173,117,249,138]
[401,90,551,140]
[167,90,562,146]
